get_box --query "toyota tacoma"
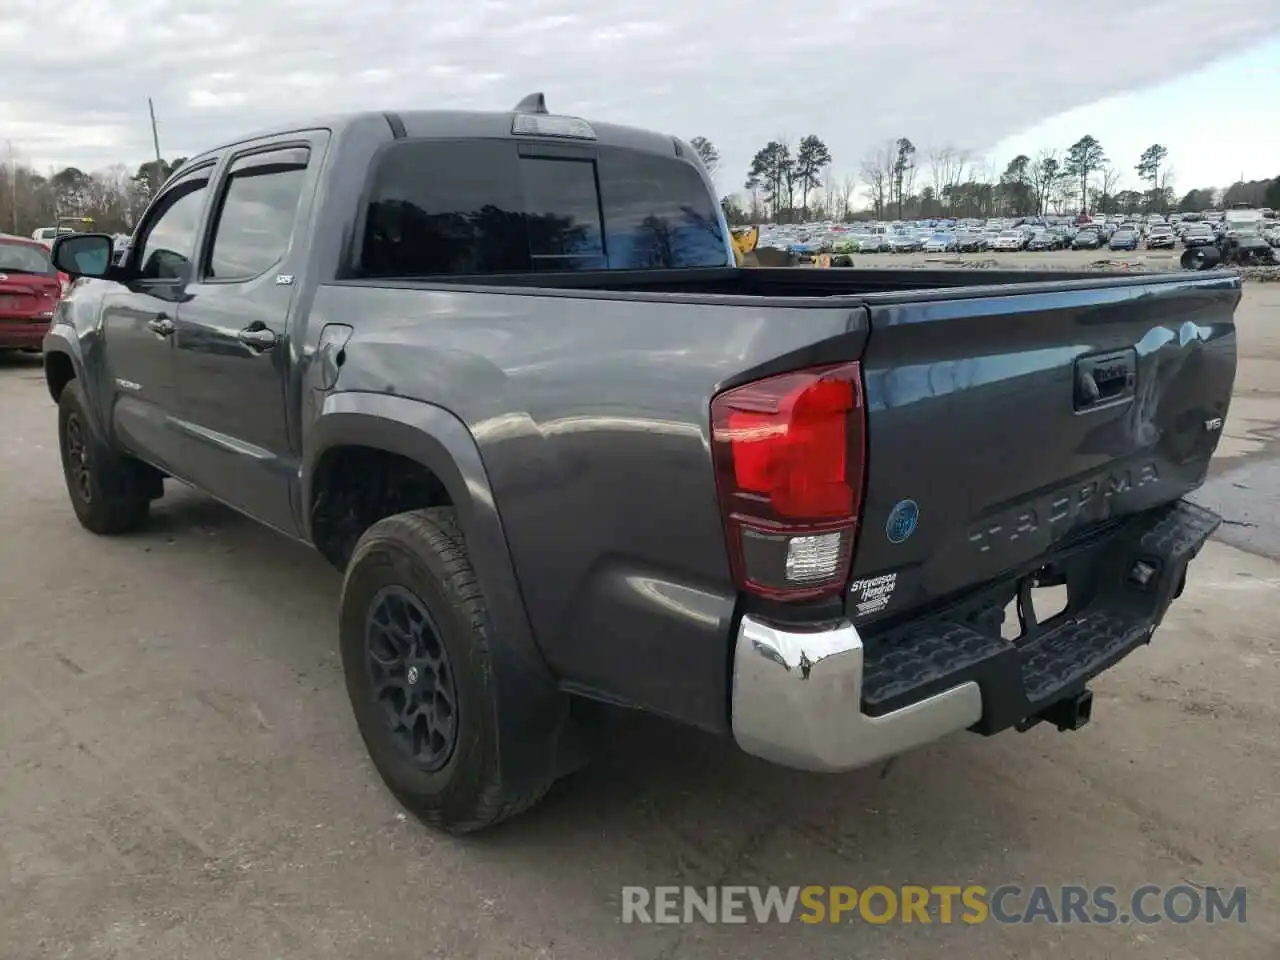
[44,96,1239,833]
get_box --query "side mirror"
[51,233,115,279]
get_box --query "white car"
[31,226,69,246]
[990,230,1025,252]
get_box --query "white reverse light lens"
[511,114,596,140]
[785,532,844,584]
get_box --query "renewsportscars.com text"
[620,884,1247,926]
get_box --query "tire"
[57,379,154,534]
[1181,246,1221,271]
[339,507,554,833]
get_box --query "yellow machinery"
[730,225,759,266]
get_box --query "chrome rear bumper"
[730,614,982,772]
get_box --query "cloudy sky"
[3,0,1278,200]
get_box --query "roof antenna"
[514,92,548,114]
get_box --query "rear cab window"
[0,239,55,275]
[358,138,729,278]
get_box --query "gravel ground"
[1,268,1277,960]
[831,246,1280,279]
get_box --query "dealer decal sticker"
[849,573,898,618]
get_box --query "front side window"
[138,179,209,281]
[359,139,729,278]
[207,157,308,281]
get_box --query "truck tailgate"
[849,274,1239,620]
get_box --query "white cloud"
[1,0,1277,193]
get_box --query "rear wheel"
[339,508,555,833]
[57,379,155,534]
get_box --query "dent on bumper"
[731,614,982,772]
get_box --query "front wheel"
[57,379,155,534]
[339,508,555,833]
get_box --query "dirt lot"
[2,275,1277,960]
[847,246,1191,273]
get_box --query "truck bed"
[319,266,1239,733]
[345,264,1221,301]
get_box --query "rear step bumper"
[731,499,1220,772]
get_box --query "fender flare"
[306,392,571,793]
[41,328,109,436]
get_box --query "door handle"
[146,314,175,337]
[238,325,277,351]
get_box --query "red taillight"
[710,361,866,602]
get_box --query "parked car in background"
[923,232,957,253]
[888,233,923,253]
[1146,224,1176,249]
[1109,227,1140,251]
[1026,230,1058,251]
[989,230,1026,252]
[0,233,62,352]
[956,231,988,252]
[31,226,80,246]
[1072,228,1102,250]
[1182,224,1217,249]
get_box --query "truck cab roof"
[183,106,691,171]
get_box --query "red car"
[0,234,63,352]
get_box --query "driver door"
[100,166,214,472]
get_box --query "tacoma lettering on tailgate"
[968,462,1160,554]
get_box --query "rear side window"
[206,150,309,281]
[359,139,728,278]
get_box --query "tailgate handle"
[1074,349,1136,411]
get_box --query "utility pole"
[148,97,163,194]
[6,140,16,233]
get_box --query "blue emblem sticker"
[886,499,919,544]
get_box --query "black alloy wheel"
[64,411,93,504]
[364,584,459,772]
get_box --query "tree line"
[685,134,1280,224]
[4,137,1277,238]
[0,157,186,237]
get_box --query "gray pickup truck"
[45,96,1238,833]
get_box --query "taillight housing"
[710,361,866,602]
